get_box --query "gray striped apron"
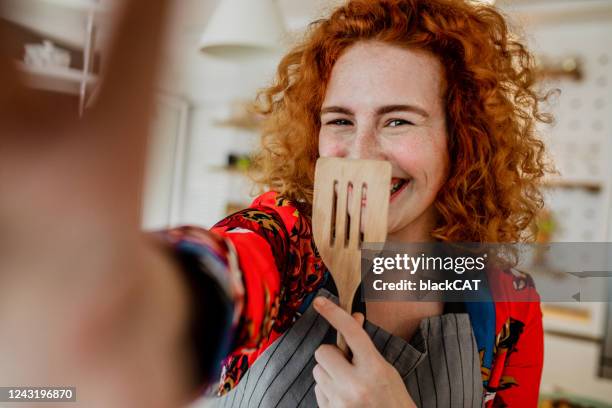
[209,289,483,408]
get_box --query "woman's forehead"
[323,42,445,111]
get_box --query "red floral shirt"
[164,191,544,406]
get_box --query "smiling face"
[318,41,450,242]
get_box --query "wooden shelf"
[209,165,250,175]
[542,304,592,322]
[213,100,263,131]
[542,178,604,192]
[214,117,261,131]
[2,0,107,50]
[17,62,97,94]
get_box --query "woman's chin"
[386,215,411,238]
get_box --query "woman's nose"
[348,129,386,161]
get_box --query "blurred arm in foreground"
[0,1,219,406]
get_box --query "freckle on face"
[319,140,344,158]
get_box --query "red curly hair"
[251,0,553,243]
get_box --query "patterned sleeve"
[491,300,544,407]
[485,269,544,407]
[160,192,326,394]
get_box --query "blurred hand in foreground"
[0,1,196,406]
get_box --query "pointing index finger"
[313,296,376,360]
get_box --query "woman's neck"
[367,206,443,341]
[366,301,444,341]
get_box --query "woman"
[163,0,552,406]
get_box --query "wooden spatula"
[312,158,391,354]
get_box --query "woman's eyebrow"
[320,105,429,118]
[376,104,429,118]
[320,106,353,115]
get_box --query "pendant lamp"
[200,0,286,59]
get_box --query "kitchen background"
[4,0,611,406]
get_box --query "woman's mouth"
[390,177,409,200]
[346,177,410,209]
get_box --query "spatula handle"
[337,332,350,355]
[336,286,358,357]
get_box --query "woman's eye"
[326,119,353,126]
[386,119,413,127]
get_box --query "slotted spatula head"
[312,158,391,352]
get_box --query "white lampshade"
[200,0,286,58]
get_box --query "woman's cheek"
[390,139,446,177]
[388,149,422,174]
[318,135,346,158]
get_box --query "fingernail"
[313,297,327,308]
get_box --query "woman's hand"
[312,296,417,408]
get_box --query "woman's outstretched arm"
[0,1,224,405]
[161,193,326,394]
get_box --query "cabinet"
[2,0,109,111]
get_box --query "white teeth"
[390,179,408,194]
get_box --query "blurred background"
[2,0,611,406]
